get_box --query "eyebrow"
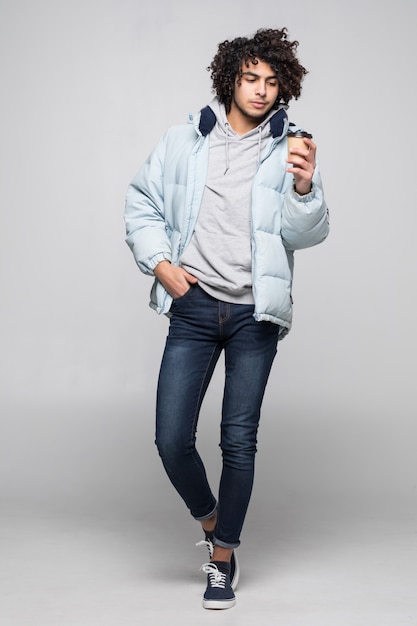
[241,71,278,80]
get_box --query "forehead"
[240,58,277,77]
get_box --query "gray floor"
[1,498,416,626]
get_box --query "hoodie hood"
[197,96,288,139]
[196,97,288,175]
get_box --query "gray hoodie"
[180,97,278,304]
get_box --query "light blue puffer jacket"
[124,105,329,339]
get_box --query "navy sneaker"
[200,561,236,610]
[230,550,240,591]
[196,539,240,590]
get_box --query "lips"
[251,101,267,108]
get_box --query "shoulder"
[162,120,199,147]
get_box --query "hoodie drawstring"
[224,122,230,175]
[257,126,262,164]
[224,123,263,175]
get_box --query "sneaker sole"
[202,598,236,610]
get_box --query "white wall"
[1,0,416,517]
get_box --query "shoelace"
[195,539,214,558]
[200,563,227,589]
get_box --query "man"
[124,27,329,610]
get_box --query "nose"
[255,81,267,97]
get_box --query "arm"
[124,134,197,297]
[281,138,329,250]
[124,135,172,275]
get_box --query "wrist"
[293,182,312,196]
[154,260,171,278]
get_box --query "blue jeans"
[155,284,279,549]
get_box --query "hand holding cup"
[286,129,316,196]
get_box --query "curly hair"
[208,28,308,111]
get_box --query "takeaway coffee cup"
[287,130,313,158]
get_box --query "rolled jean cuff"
[193,503,217,522]
[213,534,240,550]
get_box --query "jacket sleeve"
[281,163,329,250]
[124,134,172,275]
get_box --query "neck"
[226,109,261,135]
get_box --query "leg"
[155,286,222,520]
[214,306,280,549]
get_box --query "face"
[229,59,279,131]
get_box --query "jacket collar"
[198,105,287,139]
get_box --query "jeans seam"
[218,301,231,332]
[188,343,220,477]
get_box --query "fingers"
[286,138,316,195]
[287,140,316,174]
[287,138,316,169]
[182,268,198,283]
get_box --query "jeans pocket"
[171,284,197,312]
[173,286,191,302]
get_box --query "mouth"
[251,101,267,109]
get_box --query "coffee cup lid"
[287,130,313,139]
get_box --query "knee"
[155,433,193,467]
[155,435,173,464]
[220,439,257,470]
